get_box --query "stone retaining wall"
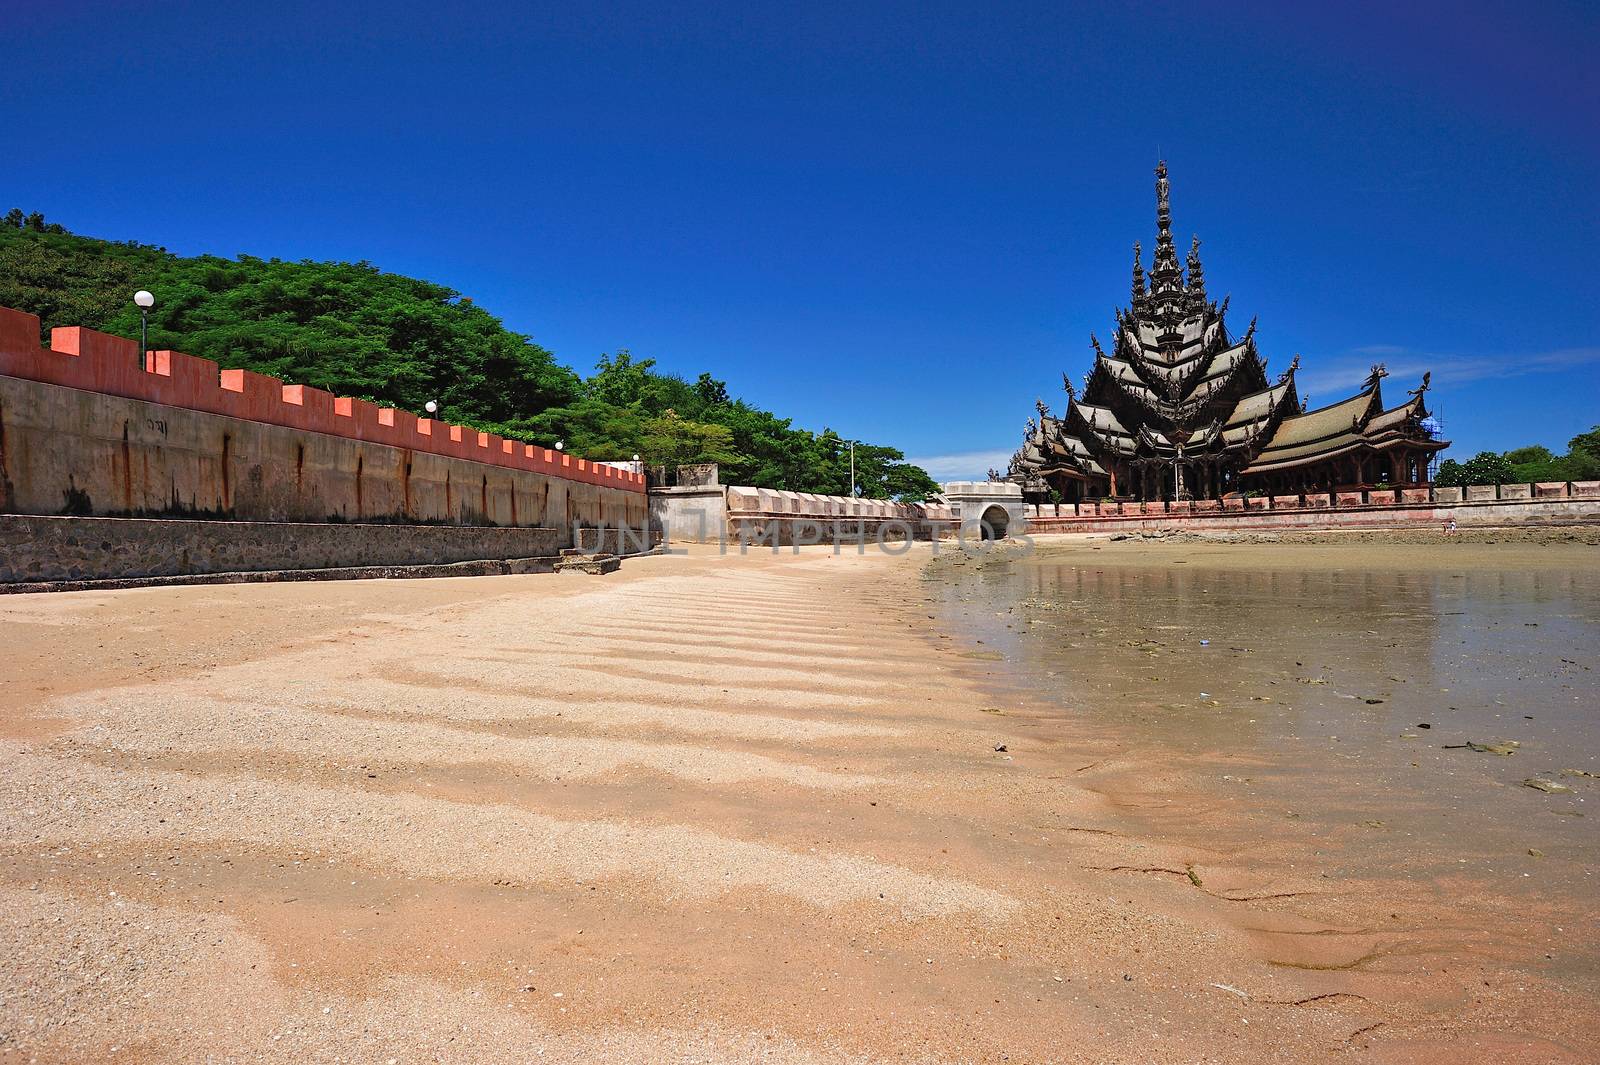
[650,485,957,545]
[0,371,646,537]
[722,486,953,545]
[0,514,563,585]
[0,303,646,546]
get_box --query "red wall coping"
[0,305,643,494]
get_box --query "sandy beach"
[2,537,1596,1063]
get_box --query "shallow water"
[928,542,1599,913]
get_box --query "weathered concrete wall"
[0,514,562,584]
[574,525,657,556]
[0,303,645,547]
[943,481,1026,539]
[646,482,953,543]
[0,373,646,539]
[723,487,955,545]
[648,485,956,545]
[649,485,729,543]
[0,307,644,494]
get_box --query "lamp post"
[133,290,154,370]
[632,452,641,475]
[849,440,856,498]
[555,441,564,451]
[424,400,438,417]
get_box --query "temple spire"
[1130,241,1145,302]
[1150,160,1182,289]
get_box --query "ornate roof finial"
[1244,315,1258,342]
[1130,241,1145,301]
[1186,235,1205,299]
[1408,371,1431,398]
[1062,373,1076,401]
[1151,160,1181,287]
[1155,160,1171,236]
[1090,333,1107,361]
[1278,353,1300,385]
[1035,397,1050,419]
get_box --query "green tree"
[694,372,730,407]
[0,215,940,495]
[1504,445,1552,465]
[1567,426,1600,479]
[1458,451,1516,486]
[636,410,744,467]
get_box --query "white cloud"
[1294,345,1600,400]
[906,448,1014,482]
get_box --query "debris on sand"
[1522,778,1573,794]
[1442,740,1520,755]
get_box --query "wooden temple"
[1009,162,1449,502]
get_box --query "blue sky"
[3,1,1595,479]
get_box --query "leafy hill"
[0,210,940,499]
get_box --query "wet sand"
[1,539,1596,1062]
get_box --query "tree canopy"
[1434,428,1599,487]
[0,212,940,499]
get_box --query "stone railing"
[1020,481,1600,533]
[1023,481,1597,519]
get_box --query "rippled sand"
[2,540,1595,1062]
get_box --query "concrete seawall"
[0,306,643,497]
[0,302,650,586]
[0,373,645,533]
[650,484,956,544]
[0,514,563,585]
[0,302,648,542]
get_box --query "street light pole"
[133,290,154,371]
[849,440,856,498]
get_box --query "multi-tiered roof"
[1010,162,1446,499]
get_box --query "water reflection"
[929,548,1599,863]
